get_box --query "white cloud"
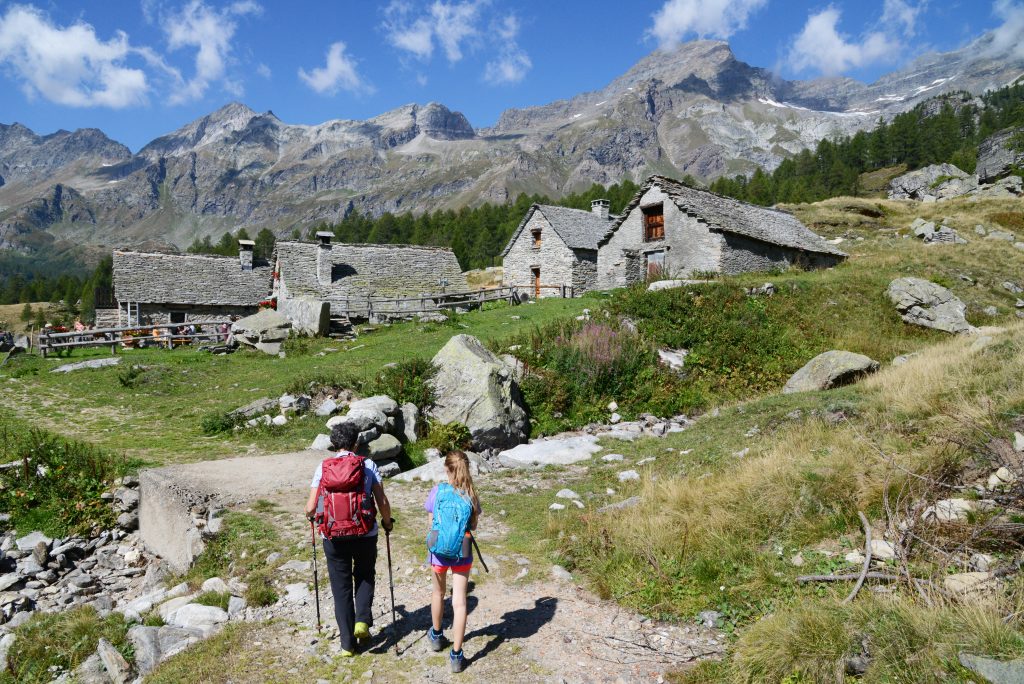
[298,41,370,95]
[255,63,271,79]
[989,0,1024,59]
[648,0,768,47]
[162,0,261,104]
[383,0,485,63]
[881,0,926,37]
[484,15,530,84]
[787,6,902,76]
[0,4,149,107]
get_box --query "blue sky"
[0,0,1020,150]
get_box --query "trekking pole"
[310,519,322,632]
[470,534,489,573]
[385,521,398,655]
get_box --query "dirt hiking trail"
[156,452,725,683]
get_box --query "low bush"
[423,421,473,454]
[200,410,241,436]
[194,591,231,610]
[244,570,279,607]
[0,416,141,536]
[0,607,132,684]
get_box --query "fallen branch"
[797,572,901,583]
[843,511,873,605]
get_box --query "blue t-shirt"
[311,453,382,537]
[424,484,481,566]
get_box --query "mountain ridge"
[1,35,1022,255]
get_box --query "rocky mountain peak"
[416,103,475,140]
[138,101,261,160]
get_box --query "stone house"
[597,176,845,288]
[272,233,467,316]
[501,200,615,297]
[111,241,273,326]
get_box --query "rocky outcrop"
[278,297,329,337]
[887,164,978,201]
[230,309,290,355]
[782,351,880,394]
[428,334,529,450]
[887,277,976,334]
[976,127,1024,182]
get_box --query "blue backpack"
[427,483,474,560]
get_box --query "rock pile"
[888,163,977,202]
[313,395,419,478]
[909,218,967,244]
[230,309,291,355]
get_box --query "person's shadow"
[370,593,559,671]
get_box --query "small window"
[532,230,542,248]
[643,204,665,242]
[169,311,186,324]
[646,251,665,278]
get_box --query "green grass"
[0,296,588,465]
[0,607,133,684]
[183,511,281,588]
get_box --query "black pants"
[322,534,378,651]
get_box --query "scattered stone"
[548,503,566,511]
[609,412,622,424]
[310,434,333,451]
[498,435,602,468]
[377,461,401,478]
[1004,281,1024,295]
[987,230,1017,242]
[601,453,624,462]
[657,348,688,372]
[1014,432,1024,453]
[944,572,1001,596]
[698,611,721,628]
[15,531,51,552]
[783,350,879,394]
[887,277,976,334]
[984,306,999,316]
[314,398,338,417]
[959,653,1024,684]
[227,596,246,618]
[845,551,866,565]
[398,403,419,444]
[597,496,641,513]
[607,401,618,412]
[271,415,287,427]
[551,566,573,582]
[367,434,402,461]
[392,452,489,482]
[869,540,896,560]
[428,335,529,450]
[970,553,996,573]
[51,357,122,373]
[923,498,974,523]
[97,637,132,683]
[618,470,640,482]
[200,577,229,594]
[988,467,1016,490]
[555,489,580,500]
[166,603,229,632]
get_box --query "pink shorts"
[432,562,471,574]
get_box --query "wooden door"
[532,267,541,298]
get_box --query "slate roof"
[112,250,273,306]
[599,175,847,257]
[500,204,614,257]
[272,241,466,302]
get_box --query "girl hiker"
[305,421,393,657]
[424,451,482,673]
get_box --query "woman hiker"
[424,451,482,673]
[305,421,393,656]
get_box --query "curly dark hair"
[329,420,360,451]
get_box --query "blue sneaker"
[427,627,445,652]
[449,648,465,673]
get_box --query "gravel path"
[164,453,725,683]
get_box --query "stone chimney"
[591,199,610,220]
[238,239,255,271]
[316,231,333,286]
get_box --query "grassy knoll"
[0,297,587,464]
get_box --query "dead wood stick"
[843,511,873,605]
[797,572,902,583]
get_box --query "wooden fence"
[334,284,574,320]
[39,322,231,357]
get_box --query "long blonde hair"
[445,451,478,510]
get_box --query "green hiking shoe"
[353,622,370,640]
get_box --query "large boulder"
[428,334,529,450]
[783,351,880,394]
[392,452,490,482]
[231,309,291,355]
[278,297,329,337]
[887,163,977,201]
[976,127,1024,183]
[887,277,976,334]
[498,435,603,468]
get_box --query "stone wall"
[330,244,468,300]
[119,303,257,327]
[502,212,578,297]
[94,308,120,328]
[720,233,842,273]
[597,186,723,288]
[571,250,598,293]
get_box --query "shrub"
[245,570,279,607]
[194,591,231,611]
[200,410,240,435]
[0,417,141,536]
[989,211,1024,232]
[424,421,473,453]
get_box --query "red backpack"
[317,452,376,538]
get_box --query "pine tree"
[20,303,32,323]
